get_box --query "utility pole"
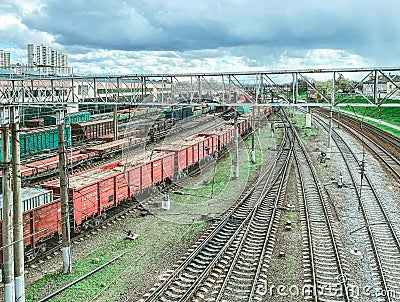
[114,78,120,141]
[258,75,263,135]
[251,76,259,164]
[198,76,201,102]
[251,107,256,164]
[1,106,15,302]
[113,104,118,141]
[11,106,25,302]
[57,109,71,274]
[233,109,239,179]
[327,72,335,159]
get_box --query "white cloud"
[0,0,397,74]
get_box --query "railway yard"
[0,102,399,302]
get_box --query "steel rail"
[144,120,288,302]
[289,112,351,302]
[313,114,400,301]
[313,108,400,179]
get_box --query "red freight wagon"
[0,165,36,181]
[0,151,93,184]
[0,188,61,262]
[26,151,91,175]
[85,138,131,154]
[199,124,235,151]
[155,134,217,174]
[43,160,128,232]
[238,116,251,135]
[0,150,94,181]
[71,118,114,141]
[97,128,145,141]
[25,118,44,128]
[118,150,175,194]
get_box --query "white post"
[327,72,335,159]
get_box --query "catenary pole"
[233,110,239,179]
[251,75,259,164]
[2,117,15,302]
[113,104,118,141]
[327,72,335,159]
[57,109,71,274]
[11,106,25,302]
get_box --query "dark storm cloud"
[1,0,399,73]
[17,0,400,57]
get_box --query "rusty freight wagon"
[71,118,114,141]
[116,150,175,196]
[155,134,218,175]
[42,160,129,232]
[0,188,61,263]
[42,151,176,232]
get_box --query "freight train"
[0,126,71,161]
[71,106,213,142]
[0,106,216,184]
[5,108,156,160]
[0,137,145,186]
[4,106,209,160]
[0,114,253,262]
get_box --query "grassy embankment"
[335,95,400,137]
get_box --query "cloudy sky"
[0,0,399,75]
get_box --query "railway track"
[142,118,290,302]
[333,111,400,152]
[313,108,400,179]
[290,113,351,302]
[313,114,400,301]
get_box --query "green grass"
[27,219,206,302]
[290,113,318,143]
[335,95,400,135]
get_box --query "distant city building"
[0,50,11,68]
[27,44,69,74]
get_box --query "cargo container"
[0,126,71,160]
[236,105,250,115]
[71,118,114,141]
[163,107,193,119]
[43,111,91,126]
[90,108,158,122]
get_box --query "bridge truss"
[0,67,399,108]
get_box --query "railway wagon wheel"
[82,220,90,232]
[25,243,46,262]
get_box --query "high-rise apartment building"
[0,50,11,68]
[27,44,68,68]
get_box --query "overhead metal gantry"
[0,67,399,108]
[0,66,399,302]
